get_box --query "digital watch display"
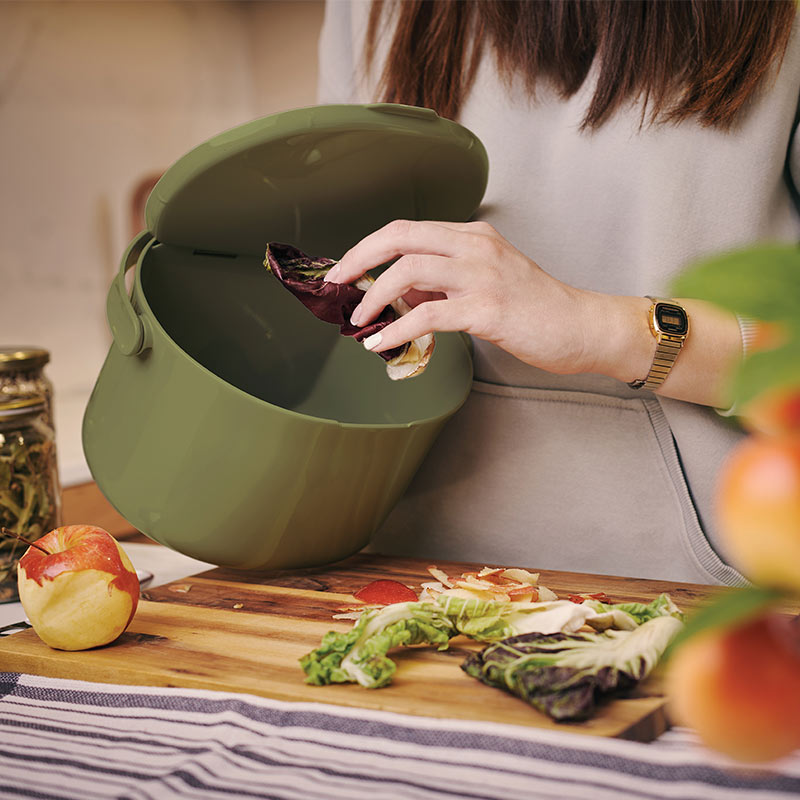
[653,302,689,336]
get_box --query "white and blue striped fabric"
[1,672,798,800]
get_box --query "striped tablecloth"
[1,672,798,800]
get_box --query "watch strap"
[627,333,685,390]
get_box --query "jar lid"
[0,348,50,373]
[0,397,46,414]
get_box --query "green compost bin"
[83,104,488,570]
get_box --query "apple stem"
[0,527,51,555]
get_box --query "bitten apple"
[17,525,140,650]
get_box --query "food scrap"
[332,579,419,620]
[300,563,686,723]
[462,615,685,721]
[568,591,612,604]
[335,566,558,622]
[353,579,418,605]
[420,564,559,604]
[264,242,434,380]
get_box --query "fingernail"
[362,332,382,351]
[350,306,363,327]
[324,265,339,283]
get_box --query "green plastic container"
[83,104,487,570]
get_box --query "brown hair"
[365,0,796,129]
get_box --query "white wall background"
[0,0,325,485]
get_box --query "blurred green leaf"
[670,245,800,324]
[729,340,800,407]
[665,585,785,659]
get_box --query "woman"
[317,0,800,585]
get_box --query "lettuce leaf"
[299,602,455,688]
[436,595,597,641]
[583,593,684,631]
[300,592,685,698]
[300,596,594,690]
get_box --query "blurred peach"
[741,386,800,437]
[667,614,800,763]
[716,435,800,592]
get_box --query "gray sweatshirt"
[318,1,800,585]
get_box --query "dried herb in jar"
[0,398,60,602]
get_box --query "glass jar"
[0,347,55,432]
[0,397,62,602]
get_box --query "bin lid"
[144,104,488,260]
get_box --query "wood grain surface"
[0,552,733,742]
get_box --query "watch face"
[655,303,688,335]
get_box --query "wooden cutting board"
[0,552,726,742]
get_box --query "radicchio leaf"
[461,632,636,721]
[462,615,683,722]
[264,242,434,380]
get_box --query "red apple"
[17,525,140,650]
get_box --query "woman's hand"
[324,219,603,376]
[325,219,743,407]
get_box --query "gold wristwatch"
[627,296,689,390]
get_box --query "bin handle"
[106,231,153,356]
